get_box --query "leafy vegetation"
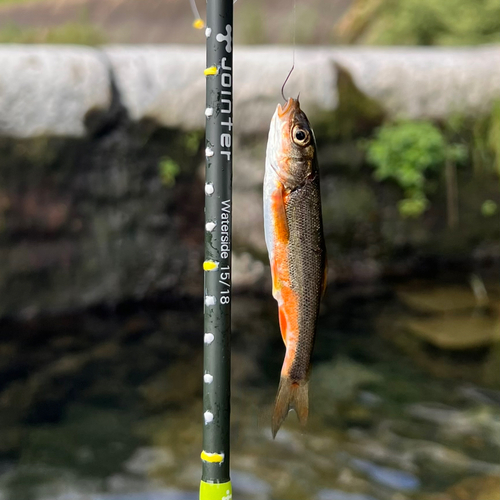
[482,200,498,217]
[365,121,466,217]
[158,157,180,187]
[0,21,105,45]
[336,0,500,45]
[0,0,47,4]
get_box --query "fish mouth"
[277,97,296,118]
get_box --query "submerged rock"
[397,286,486,314]
[381,284,500,353]
[424,475,500,500]
[139,357,202,410]
[445,475,500,500]
[405,314,500,350]
[123,447,175,475]
[350,458,420,492]
[459,386,500,407]
[232,469,271,497]
[317,491,378,500]
[312,358,383,403]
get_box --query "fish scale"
[286,179,325,381]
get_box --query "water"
[0,283,499,500]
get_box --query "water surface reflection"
[0,283,499,500]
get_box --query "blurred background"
[0,0,499,499]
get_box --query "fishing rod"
[200,0,233,495]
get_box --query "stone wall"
[0,45,499,317]
[5,45,500,138]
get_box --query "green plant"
[158,157,180,187]
[336,0,500,46]
[0,21,105,45]
[366,121,466,217]
[481,200,498,217]
[184,131,203,155]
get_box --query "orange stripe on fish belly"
[269,184,299,365]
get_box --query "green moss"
[482,200,498,217]
[397,195,429,218]
[0,137,64,189]
[158,157,180,187]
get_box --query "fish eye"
[292,125,310,146]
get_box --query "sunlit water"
[0,282,499,500]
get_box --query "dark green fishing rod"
[200,0,233,496]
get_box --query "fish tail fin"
[272,376,309,438]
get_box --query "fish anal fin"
[272,376,309,438]
[278,306,287,344]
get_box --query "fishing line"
[281,0,297,102]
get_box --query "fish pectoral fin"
[271,183,289,243]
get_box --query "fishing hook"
[281,63,295,102]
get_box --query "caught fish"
[263,97,327,438]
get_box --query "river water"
[0,280,499,500]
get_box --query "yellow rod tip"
[193,18,205,29]
[204,66,218,76]
[199,480,232,500]
[203,261,218,271]
[200,450,224,463]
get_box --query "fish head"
[270,97,316,190]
